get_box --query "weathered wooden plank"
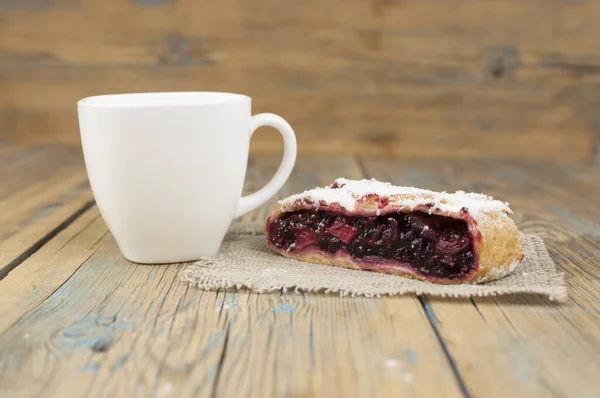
[0,144,94,277]
[0,144,83,200]
[0,189,94,280]
[214,290,464,398]
[385,158,600,311]
[2,0,600,163]
[0,142,45,164]
[0,155,462,397]
[361,157,600,397]
[0,228,227,398]
[220,156,463,397]
[0,207,106,336]
[1,66,594,164]
[3,1,600,66]
[0,66,596,164]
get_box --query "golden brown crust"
[265,191,524,284]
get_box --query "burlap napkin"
[182,223,567,302]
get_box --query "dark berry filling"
[267,210,475,280]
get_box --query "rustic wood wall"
[1,0,600,164]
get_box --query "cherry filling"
[267,210,475,279]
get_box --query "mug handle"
[235,113,297,218]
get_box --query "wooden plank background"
[1,143,600,397]
[1,0,600,165]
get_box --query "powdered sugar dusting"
[279,178,512,215]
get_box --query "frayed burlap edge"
[182,223,567,303]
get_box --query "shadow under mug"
[78,92,297,264]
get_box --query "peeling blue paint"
[111,356,129,373]
[29,202,63,223]
[271,304,295,314]
[62,325,96,338]
[508,337,532,384]
[80,363,100,373]
[56,334,113,351]
[405,348,419,365]
[54,317,133,353]
[207,332,225,349]
[193,332,225,360]
[91,336,114,352]
[112,322,133,331]
[221,292,239,312]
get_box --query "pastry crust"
[265,179,524,284]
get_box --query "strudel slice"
[265,178,524,284]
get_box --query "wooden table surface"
[1,143,599,398]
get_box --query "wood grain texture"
[361,157,600,397]
[0,143,83,200]
[222,156,463,397]
[2,0,600,163]
[0,143,93,277]
[0,207,105,336]
[0,152,463,398]
[2,145,600,397]
[213,291,461,398]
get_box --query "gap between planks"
[0,200,95,280]
[359,155,600,397]
[0,155,468,397]
[210,310,231,398]
[357,156,473,398]
[0,143,95,279]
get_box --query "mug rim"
[78,91,251,108]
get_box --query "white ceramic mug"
[78,92,297,264]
